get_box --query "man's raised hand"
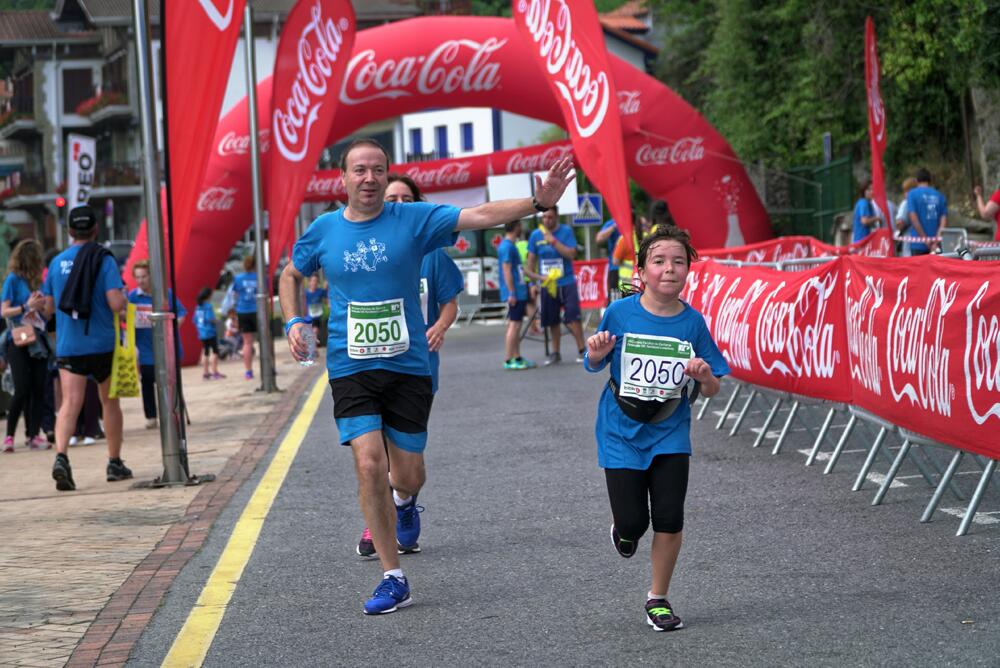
[533,156,576,209]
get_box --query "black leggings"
[605,453,689,538]
[6,345,47,438]
[140,364,156,419]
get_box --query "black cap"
[68,205,97,231]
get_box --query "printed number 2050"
[354,321,401,344]
[628,358,686,386]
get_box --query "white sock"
[648,591,666,601]
[393,490,412,507]
[384,569,404,580]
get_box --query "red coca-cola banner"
[267,0,355,278]
[864,17,890,224]
[164,0,246,261]
[811,228,894,258]
[700,228,894,263]
[572,258,608,310]
[304,140,573,201]
[513,0,634,261]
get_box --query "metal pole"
[243,5,277,392]
[132,0,184,483]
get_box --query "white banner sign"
[66,133,96,208]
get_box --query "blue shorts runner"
[507,298,527,322]
[540,283,581,327]
[329,370,434,453]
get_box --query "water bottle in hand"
[298,324,317,367]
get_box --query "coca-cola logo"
[692,270,727,334]
[635,138,705,166]
[963,282,1000,425]
[755,273,839,379]
[518,0,610,138]
[886,277,956,417]
[618,90,640,115]
[714,277,767,371]
[272,2,350,162]
[846,272,884,395]
[405,162,472,189]
[199,0,233,31]
[505,144,572,174]
[217,129,271,157]
[340,38,506,105]
[867,37,885,144]
[574,264,603,304]
[197,186,237,211]
[854,232,892,258]
[306,173,346,198]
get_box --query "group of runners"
[279,138,729,631]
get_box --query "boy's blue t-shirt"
[2,273,32,326]
[419,248,464,393]
[292,201,460,380]
[194,302,217,340]
[905,185,948,253]
[584,295,730,470]
[600,220,621,269]
[852,198,875,243]
[497,238,527,302]
[42,244,124,356]
[232,272,258,314]
[127,288,186,365]
[528,223,577,287]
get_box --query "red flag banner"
[572,259,608,310]
[512,0,634,261]
[164,0,246,260]
[865,17,890,225]
[267,0,356,278]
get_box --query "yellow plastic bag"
[109,303,140,399]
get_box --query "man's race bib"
[419,278,429,324]
[347,298,409,359]
[619,333,693,401]
[540,257,563,278]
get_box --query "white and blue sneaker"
[396,497,423,554]
[363,575,412,615]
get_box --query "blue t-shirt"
[2,273,33,327]
[231,272,258,314]
[852,198,875,243]
[584,295,730,470]
[905,185,947,253]
[42,244,124,356]
[497,238,527,302]
[600,220,621,269]
[194,302,217,340]
[528,223,577,287]
[127,288,186,366]
[420,249,464,393]
[292,201,460,380]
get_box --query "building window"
[409,127,422,156]
[435,125,448,158]
[63,68,94,114]
[460,122,473,152]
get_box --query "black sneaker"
[356,527,377,558]
[610,524,638,558]
[645,598,684,631]
[52,454,76,491]
[107,458,133,482]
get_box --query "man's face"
[541,210,558,231]
[133,268,152,293]
[341,145,388,209]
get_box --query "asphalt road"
[129,322,999,667]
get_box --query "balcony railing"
[94,161,141,187]
[405,150,453,163]
[76,90,128,117]
[0,169,50,201]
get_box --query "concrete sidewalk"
[0,349,321,668]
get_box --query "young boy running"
[584,226,729,631]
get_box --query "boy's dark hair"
[915,167,932,184]
[338,137,392,172]
[636,225,698,269]
[197,286,212,304]
[504,220,522,233]
[386,173,424,201]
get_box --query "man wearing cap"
[41,205,130,491]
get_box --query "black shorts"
[605,453,689,537]
[329,370,434,453]
[507,298,527,322]
[57,352,115,383]
[200,337,219,355]
[237,312,257,334]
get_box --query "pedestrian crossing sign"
[573,193,603,225]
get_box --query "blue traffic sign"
[573,193,603,225]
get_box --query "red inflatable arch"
[130,16,771,364]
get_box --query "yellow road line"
[162,375,327,668]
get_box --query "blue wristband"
[284,316,306,335]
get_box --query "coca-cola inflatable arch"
[137,16,772,364]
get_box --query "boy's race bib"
[347,298,409,359]
[619,333,693,401]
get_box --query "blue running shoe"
[363,575,412,615]
[396,497,423,553]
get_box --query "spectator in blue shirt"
[228,255,258,380]
[596,219,621,303]
[906,168,948,255]
[852,181,882,243]
[194,286,224,380]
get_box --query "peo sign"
[66,133,96,207]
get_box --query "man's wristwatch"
[531,195,550,213]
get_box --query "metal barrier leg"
[957,459,997,537]
[907,447,938,488]
[805,407,836,466]
[771,400,800,455]
[872,439,911,506]
[851,427,888,491]
[729,388,758,437]
[823,414,857,474]
[753,397,783,448]
[715,384,743,430]
[921,450,964,523]
[916,447,964,501]
[696,395,712,421]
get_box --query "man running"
[278,138,574,616]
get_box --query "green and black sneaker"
[645,598,684,632]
